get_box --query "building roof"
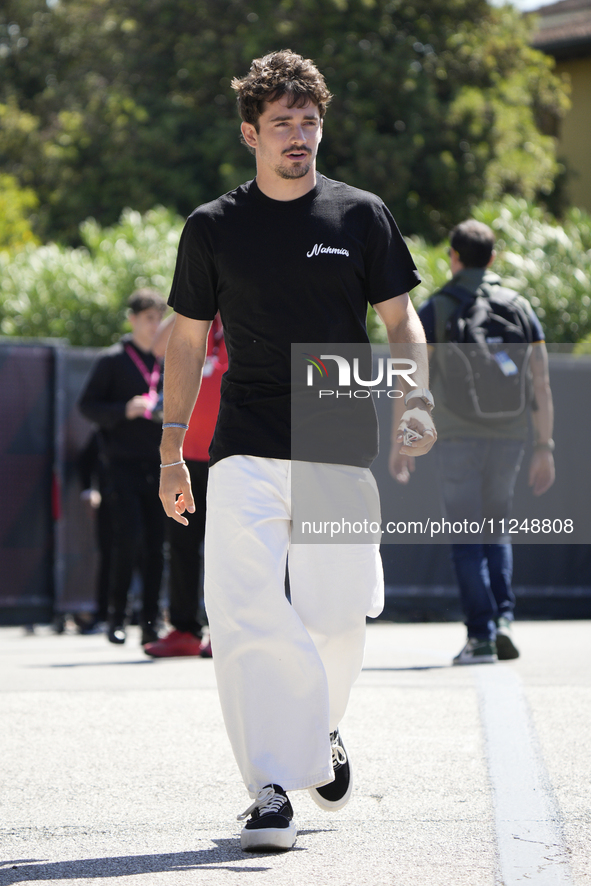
[530,0,591,58]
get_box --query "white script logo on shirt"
[306,243,350,258]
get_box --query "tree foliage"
[0,173,40,250]
[0,0,569,243]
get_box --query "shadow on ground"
[0,831,336,881]
[362,665,449,672]
[25,661,155,669]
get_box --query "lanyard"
[125,344,161,418]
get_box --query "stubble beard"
[275,160,312,180]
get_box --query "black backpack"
[434,282,534,421]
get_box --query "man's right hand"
[158,313,211,524]
[389,446,416,484]
[159,462,195,525]
[126,395,150,419]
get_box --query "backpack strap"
[440,282,479,303]
[432,283,476,343]
[476,282,536,343]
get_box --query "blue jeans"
[435,438,525,640]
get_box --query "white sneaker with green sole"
[453,638,498,665]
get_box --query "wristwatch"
[404,388,435,411]
[534,439,555,452]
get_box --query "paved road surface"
[1,620,589,885]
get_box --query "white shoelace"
[237,786,286,821]
[330,731,347,769]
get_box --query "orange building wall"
[555,55,591,212]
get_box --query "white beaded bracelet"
[160,460,186,468]
[162,422,189,430]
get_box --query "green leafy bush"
[475,199,591,343]
[0,206,182,345]
[2,199,589,347]
[369,197,591,344]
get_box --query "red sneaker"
[144,630,203,658]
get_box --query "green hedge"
[2,198,590,347]
[0,207,182,346]
[369,197,591,345]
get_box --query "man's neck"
[451,266,491,294]
[255,167,318,201]
[130,335,152,355]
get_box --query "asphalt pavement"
[1,619,589,886]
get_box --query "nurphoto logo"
[303,353,417,398]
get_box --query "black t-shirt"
[168,174,420,466]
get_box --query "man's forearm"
[385,304,430,437]
[531,391,553,446]
[372,294,435,456]
[160,322,207,462]
[530,344,554,446]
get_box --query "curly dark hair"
[231,49,333,128]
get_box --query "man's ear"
[487,250,496,268]
[241,121,257,150]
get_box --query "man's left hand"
[389,406,436,482]
[529,449,555,496]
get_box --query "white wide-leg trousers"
[204,455,384,796]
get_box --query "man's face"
[241,95,323,182]
[129,307,163,350]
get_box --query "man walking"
[159,50,435,851]
[392,219,554,664]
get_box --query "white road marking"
[477,666,574,885]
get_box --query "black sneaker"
[107,624,126,645]
[308,728,352,811]
[140,622,159,646]
[238,784,296,852]
[496,617,520,660]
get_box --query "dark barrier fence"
[0,340,100,625]
[0,342,56,624]
[54,347,101,619]
[0,340,589,624]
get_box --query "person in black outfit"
[76,430,111,632]
[79,289,167,645]
[144,314,226,659]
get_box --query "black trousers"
[107,459,165,626]
[167,459,209,636]
[94,495,112,623]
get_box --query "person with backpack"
[391,219,555,665]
